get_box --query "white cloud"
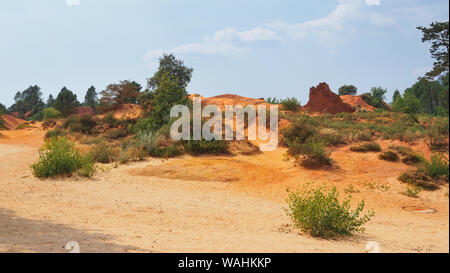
[144,26,279,63]
[267,0,395,43]
[366,0,380,6]
[66,0,80,6]
[212,27,281,42]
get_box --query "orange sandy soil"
[0,126,448,253]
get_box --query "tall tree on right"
[417,21,449,79]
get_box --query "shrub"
[350,143,381,152]
[42,107,61,121]
[45,128,67,138]
[425,118,449,151]
[31,137,95,178]
[298,141,332,169]
[280,97,301,111]
[379,151,399,162]
[285,183,374,238]
[108,128,129,139]
[282,117,318,149]
[0,113,5,130]
[149,144,182,158]
[42,119,56,129]
[64,114,97,134]
[404,186,421,198]
[420,154,449,181]
[398,171,440,190]
[402,154,423,165]
[184,139,229,155]
[90,142,119,163]
[15,123,31,130]
[102,112,119,128]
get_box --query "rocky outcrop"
[304,83,355,114]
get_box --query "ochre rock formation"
[304,83,355,114]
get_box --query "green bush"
[350,143,381,152]
[90,142,119,163]
[425,118,449,151]
[282,117,318,149]
[149,144,182,158]
[398,171,440,190]
[0,112,5,130]
[42,107,61,121]
[280,97,301,111]
[31,137,95,178]
[379,151,399,162]
[285,183,374,238]
[64,114,97,134]
[108,128,129,139]
[184,139,229,155]
[45,128,67,138]
[402,154,423,165]
[420,154,449,181]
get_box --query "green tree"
[0,102,7,114]
[55,87,80,117]
[362,87,387,109]
[392,92,423,114]
[437,72,449,115]
[417,21,449,79]
[338,85,358,96]
[147,72,189,130]
[392,89,401,103]
[8,85,45,115]
[148,54,193,90]
[84,86,98,109]
[46,94,55,108]
[100,80,141,106]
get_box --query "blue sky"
[0,0,448,107]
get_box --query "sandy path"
[0,129,448,253]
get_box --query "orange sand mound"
[191,94,274,111]
[340,95,376,112]
[1,114,27,130]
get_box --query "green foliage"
[9,85,45,116]
[42,107,61,121]
[299,141,332,169]
[148,53,193,90]
[282,116,318,147]
[362,87,387,109]
[100,80,141,106]
[31,137,95,178]
[425,118,449,151]
[0,110,5,130]
[338,85,358,96]
[183,139,229,155]
[108,128,129,139]
[147,72,190,130]
[63,114,97,134]
[266,97,280,104]
[350,143,381,152]
[84,86,98,110]
[45,128,67,138]
[280,97,301,111]
[379,151,399,162]
[398,171,440,190]
[404,186,421,198]
[90,142,119,163]
[285,183,374,238]
[420,153,449,181]
[55,87,80,117]
[392,92,423,114]
[417,21,449,79]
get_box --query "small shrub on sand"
[15,123,31,130]
[425,118,449,151]
[90,142,119,163]
[420,154,449,182]
[45,128,67,138]
[403,186,421,198]
[64,114,97,134]
[298,141,332,169]
[379,151,399,162]
[280,97,301,111]
[398,171,440,190]
[149,144,182,158]
[285,183,374,238]
[350,142,381,153]
[31,137,95,178]
[184,139,229,155]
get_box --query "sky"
[0,0,448,107]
